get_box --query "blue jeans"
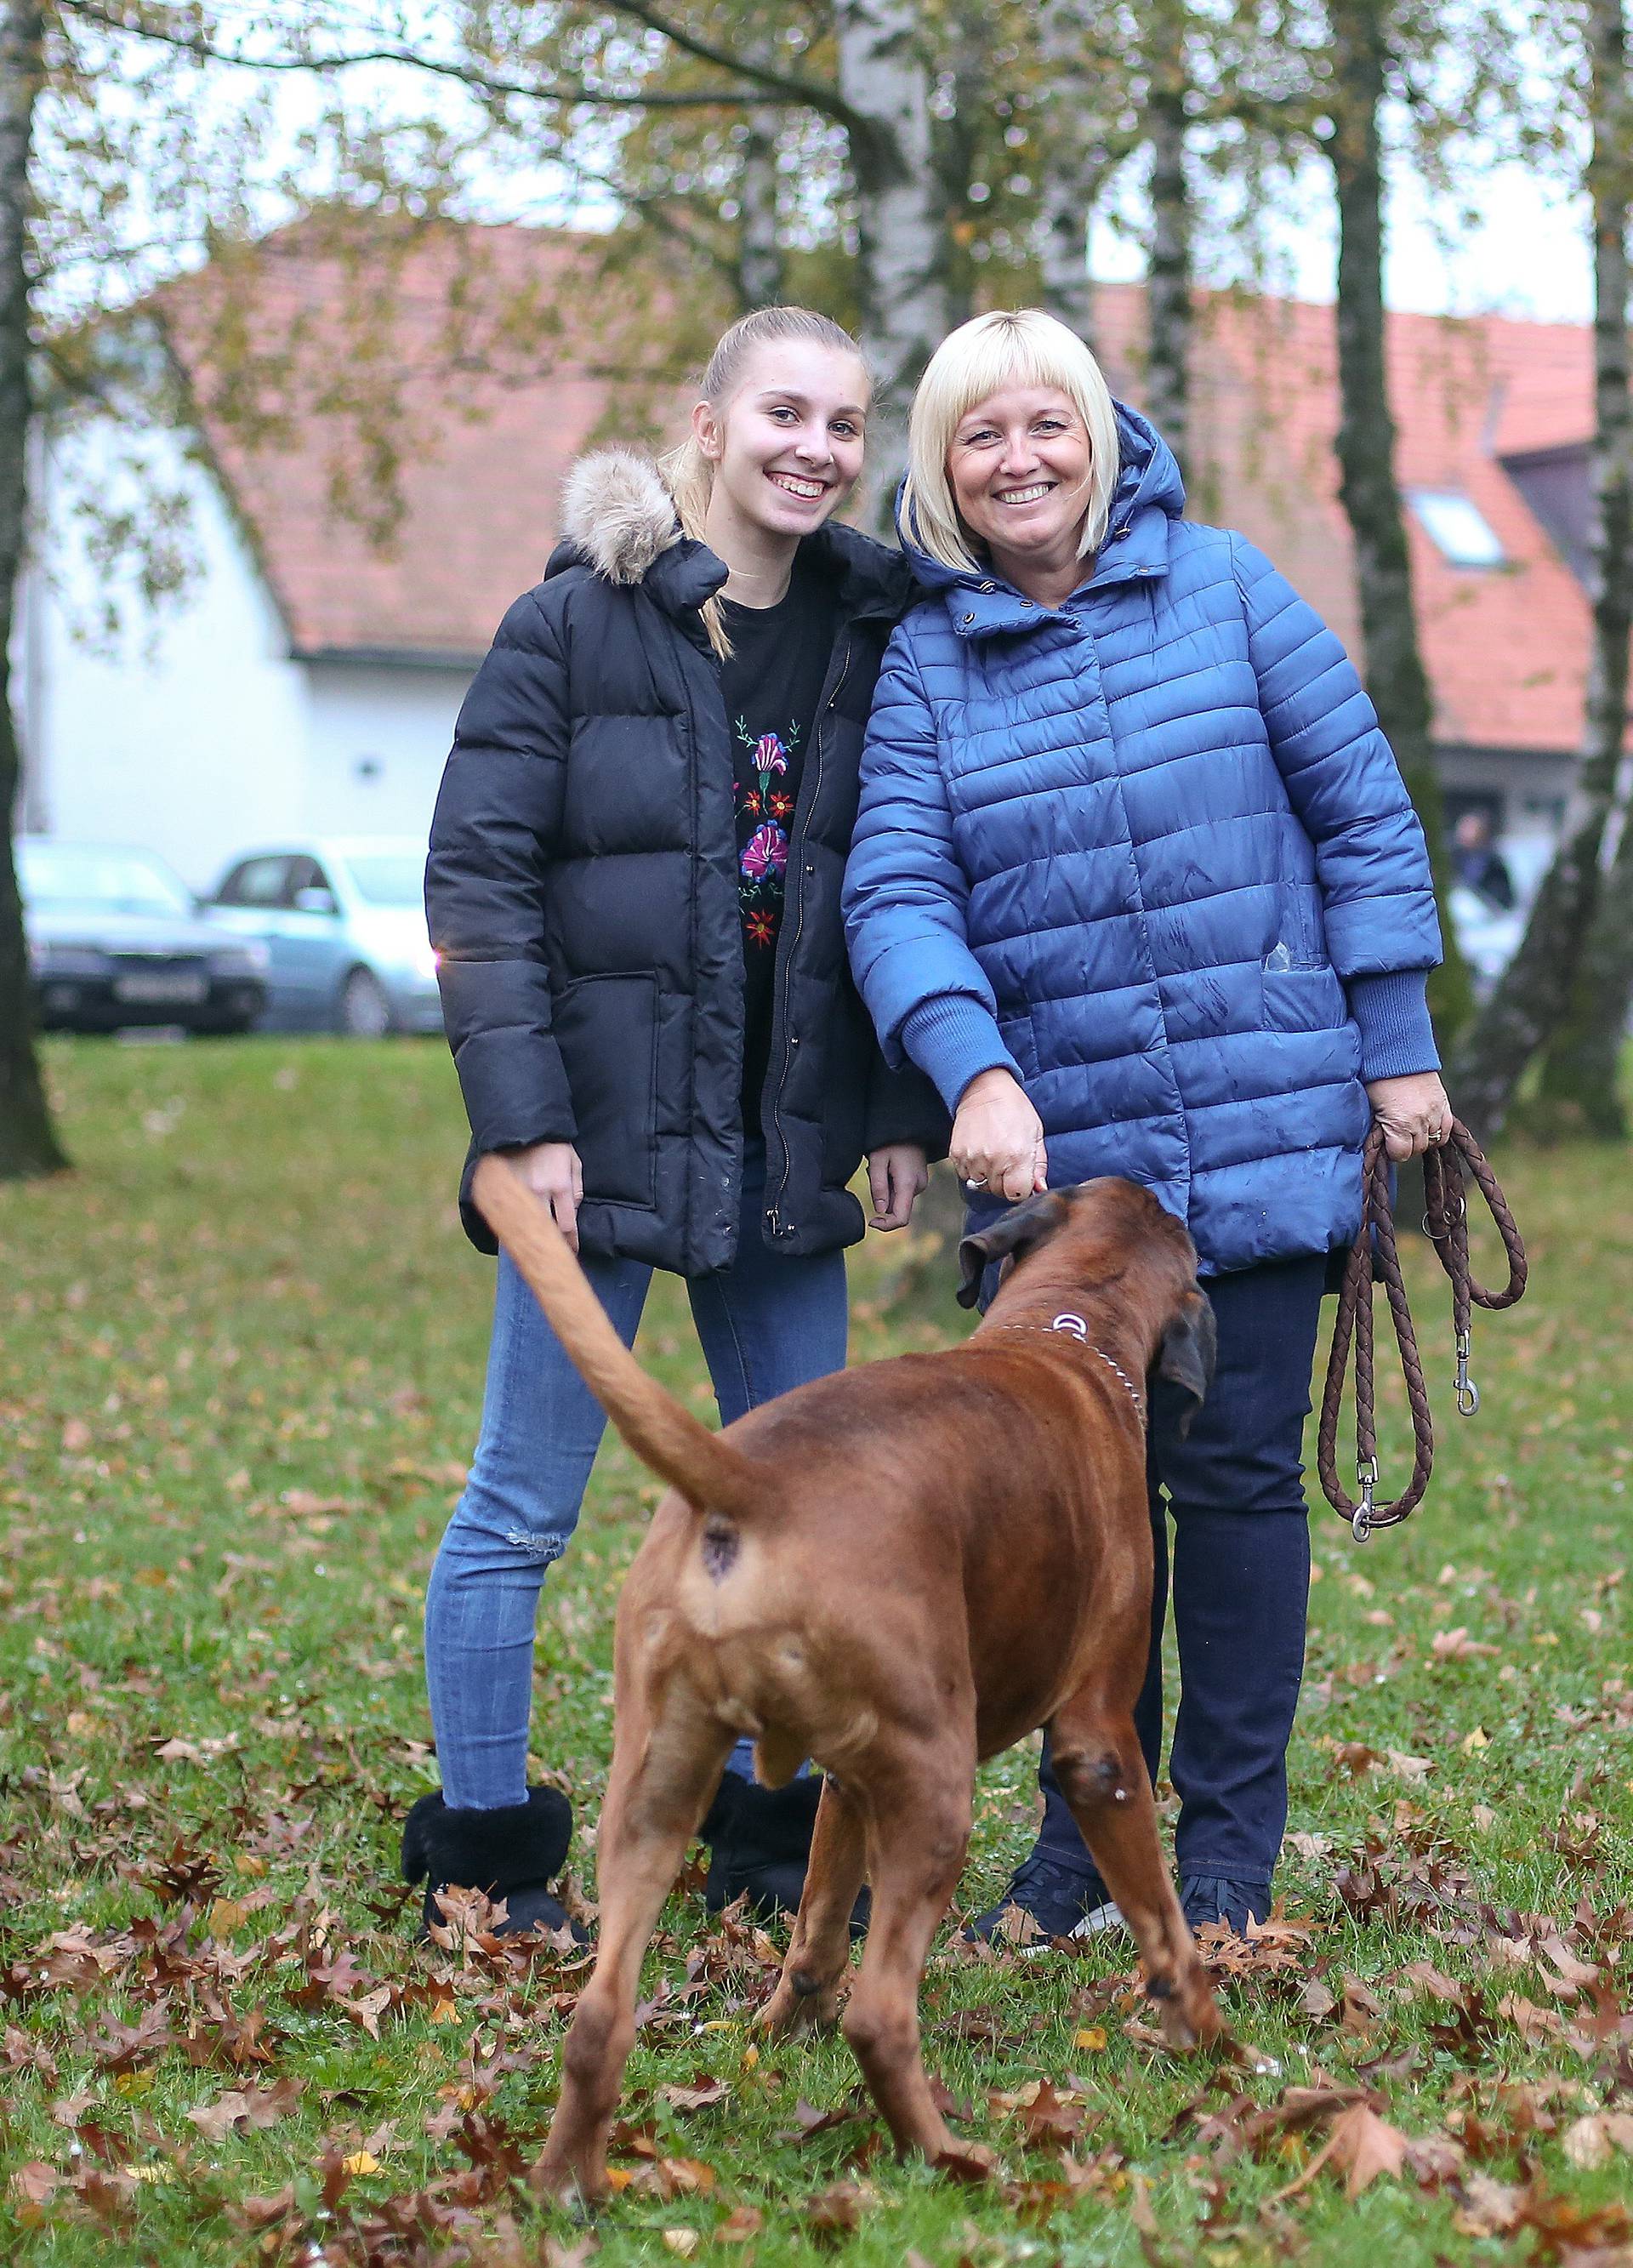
[425,1148,848,1810]
[1035,1253,1328,1889]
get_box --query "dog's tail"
[471,1156,763,1519]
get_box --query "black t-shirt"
[720,560,837,1131]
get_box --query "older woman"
[843,309,1451,1938]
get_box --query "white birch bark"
[1037,0,1110,345]
[832,0,947,506]
[737,105,784,307]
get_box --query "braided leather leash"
[1317,1118,1528,1542]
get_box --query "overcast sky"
[1094,148,1592,327]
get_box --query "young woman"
[406,307,944,1935]
[844,309,1452,1939]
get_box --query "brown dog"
[469,1160,1225,2197]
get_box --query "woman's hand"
[511,1141,585,1252]
[867,1143,930,1231]
[1366,1072,1454,1160]
[950,1068,1047,1204]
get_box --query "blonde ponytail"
[658,305,868,658]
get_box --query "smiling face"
[946,384,1095,578]
[693,339,869,540]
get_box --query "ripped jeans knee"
[502,1525,567,1566]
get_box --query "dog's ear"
[956,1191,1072,1309]
[1149,1290,1216,1440]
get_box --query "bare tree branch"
[56,0,802,113]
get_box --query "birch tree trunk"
[928,0,986,329]
[736,103,784,308]
[1144,3,1192,475]
[832,0,947,507]
[1325,0,1473,1045]
[0,0,68,1181]
[1037,0,1107,345]
[1538,797,1633,1134]
[1454,0,1633,1140]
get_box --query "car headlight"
[208,942,270,977]
[28,941,106,977]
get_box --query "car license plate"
[113,972,208,1005]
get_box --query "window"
[217,856,293,908]
[1410,490,1505,569]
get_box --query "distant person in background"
[1453,811,1516,910]
[402,306,944,1941]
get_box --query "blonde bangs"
[902,311,1123,577]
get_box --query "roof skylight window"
[1410,490,1506,569]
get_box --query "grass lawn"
[1,1037,1630,2267]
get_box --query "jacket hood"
[548,447,915,622]
[896,399,1185,607]
[554,447,683,586]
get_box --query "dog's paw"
[933,2138,999,2185]
[1151,1972,1225,2054]
[758,1975,844,2039]
[527,2142,606,2210]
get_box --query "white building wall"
[301,659,471,849]
[19,422,311,892]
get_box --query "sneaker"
[968,1849,1124,1946]
[1180,1873,1271,1936]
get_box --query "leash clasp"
[1049,1312,1089,1342]
[1454,1328,1480,1416]
[1352,1457,1377,1544]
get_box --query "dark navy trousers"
[1036,1254,1329,1892]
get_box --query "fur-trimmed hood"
[556,447,682,587]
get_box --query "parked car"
[19,839,267,1035]
[200,839,442,1036]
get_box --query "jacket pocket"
[552,972,659,1207]
[1260,960,1346,1035]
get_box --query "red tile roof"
[162,223,680,664]
[163,226,1596,751]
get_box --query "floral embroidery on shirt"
[734,716,799,951]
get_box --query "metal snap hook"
[1454,1329,1480,1416]
[1352,1457,1377,1544]
[1050,1312,1089,1342]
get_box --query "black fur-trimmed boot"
[701,1773,869,1937]
[400,1787,584,1942]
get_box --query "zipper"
[762,631,854,1239]
[671,612,742,1262]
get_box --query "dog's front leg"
[760,1775,867,2037]
[1048,1700,1223,2052]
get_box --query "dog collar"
[988,1314,1146,1422]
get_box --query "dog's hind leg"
[760,1776,867,2038]
[1048,1696,1222,2051]
[837,1739,992,2178]
[531,1701,735,2206]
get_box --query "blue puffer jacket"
[842,404,1442,1275]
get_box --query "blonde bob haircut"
[901,309,1123,577]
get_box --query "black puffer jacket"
[426,448,947,1271]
